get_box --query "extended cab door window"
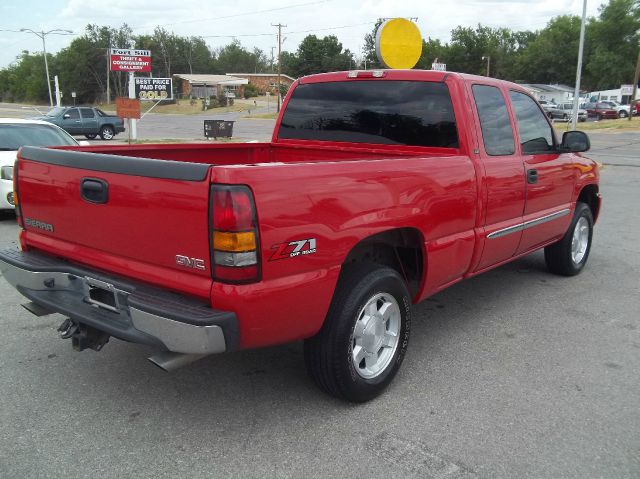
[470,84,524,271]
[471,85,515,156]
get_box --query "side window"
[472,85,515,156]
[509,91,555,155]
[80,108,95,119]
[65,108,80,119]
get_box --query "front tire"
[619,110,628,118]
[85,134,97,140]
[99,125,114,140]
[544,202,593,276]
[304,263,411,402]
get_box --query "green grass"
[97,99,252,116]
[553,118,640,132]
[243,111,279,119]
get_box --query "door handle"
[81,178,109,204]
[527,169,538,184]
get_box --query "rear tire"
[544,202,593,276]
[304,263,411,402]
[619,110,628,118]
[99,125,114,140]
[85,134,97,140]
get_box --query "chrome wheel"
[351,292,401,379]
[101,127,114,140]
[571,216,589,264]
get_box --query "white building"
[587,86,639,105]
[521,84,578,105]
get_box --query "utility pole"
[629,48,640,122]
[482,56,490,77]
[571,0,588,130]
[272,23,286,112]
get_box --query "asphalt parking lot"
[0,132,638,478]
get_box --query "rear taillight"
[13,158,23,228]
[211,184,260,283]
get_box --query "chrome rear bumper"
[0,248,239,354]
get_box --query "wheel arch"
[577,183,600,223]
[341,227,425,300]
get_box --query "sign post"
[128,72,137,140]
[115,97,141,145]
[110,48,152,141]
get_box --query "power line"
[199,21,377,40]
[131,0,330,31]
[272,23,286,113]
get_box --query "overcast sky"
[0,0,602,69]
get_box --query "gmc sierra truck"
[0,70,600,402]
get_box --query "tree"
[513,16,583,85]
[583,0,640,89]
[214,40,268,74]
[287,35,354,77]
[362,19,385,68]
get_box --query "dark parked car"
[583,102,619,120]
[31,107,125,140]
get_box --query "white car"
[601,101,631,118]
[0,119,85,210]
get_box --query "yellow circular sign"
[376,18,423,69]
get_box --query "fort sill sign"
[110,49,152,72]
[109,48,152,141]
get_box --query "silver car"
[547,103,588,122]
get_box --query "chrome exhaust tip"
[148,351,208,372]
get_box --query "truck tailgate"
[16,146,213,297]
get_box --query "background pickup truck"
[31,106,125,140]
[2,70,600,402]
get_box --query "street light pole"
[20,28,74,107]
[482,56,490,77]
[571,0,588,130]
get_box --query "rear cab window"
[278,80,459,148]
[471,85,515,156]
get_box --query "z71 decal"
[269,238,317,261]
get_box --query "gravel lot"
[0,132,638,478]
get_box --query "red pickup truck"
[1,70,600,402]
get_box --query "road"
[0,125,638,478]
[0,101,277,142]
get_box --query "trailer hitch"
[57,318,110,352]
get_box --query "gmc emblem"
[175,255,206,270]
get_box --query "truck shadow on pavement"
[24,251,552,413]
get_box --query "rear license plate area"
[88,286,117,309]
[84,277,121,313]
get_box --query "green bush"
[244,83,260,98]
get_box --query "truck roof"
[297,69,530,94]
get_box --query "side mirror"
[63,114,70,119]
[560,130,590,153]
